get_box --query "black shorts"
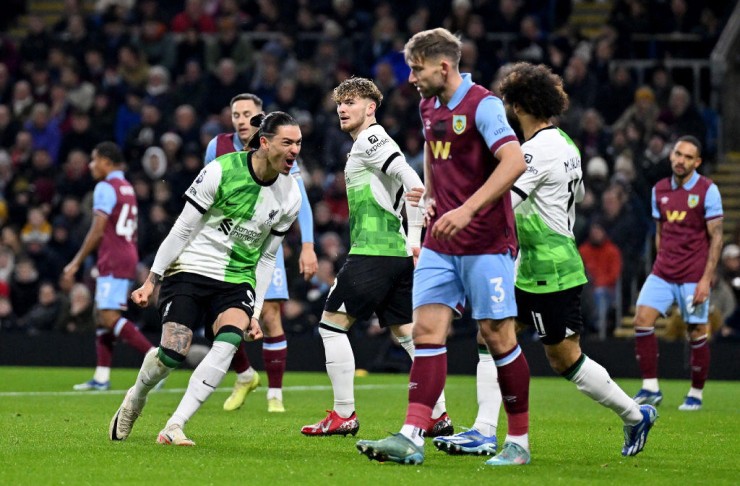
[158,272,255,333]
[324,255,413,327]
[516,285,584,345]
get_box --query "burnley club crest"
[452,115,466,135]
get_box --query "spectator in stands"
[56,149,94,201]
[135,18,176,71]
[490,0,524,33]
[717,244,740,341]
[58,282,94,333]
[159,132,182,167]
[10,257,40,320]
[137,202,171,264]
[124,102,165,169]
[59,111,100,165]
[598,183,647,311]
[658,85,707,152]
[205,15,254,74]
[19,15,51,77]
[613,86,660,142]
[595,65,635,126]
[89,91,116,141]
[11,80,34,122]
[170,104,200,149]
[0,294,19,332]
[648,65,673,110]
[171,0,217,34]
[143,65,172,113]
[563,55,598,130]
[0,64,12,108]
[512,15,546,64]
[584,156,610,202]
[0,104,20,148]
[577,109,611,162]
[170,60,208,116]
[20,281,65,334]
[114,89,143,147]
[204,58,249,116]
[635,130,672,207]
[117,44,149,90]
[29,63,52,107]
[21,206,52,246]
[173,27,207,78]
[166,149,201,202]
[0,244,15,283]
[24,103,61,164]
[580,220,623,338]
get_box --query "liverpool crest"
[687,194,699,208]
[452,115,466,135]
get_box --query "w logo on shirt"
[429,141,451,160]
[219,218,234,235]
[666,210,687,223]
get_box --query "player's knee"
[687,324,708,340]
[319,321,348,339]
[633,313,655,328]
[261,303,283,336]
[96,310,120,329]
[214,324,243,347]
[544,348,571,374]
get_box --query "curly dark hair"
[332,77,383,107]
[497,62,569,120]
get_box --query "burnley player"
[205,93,318,413]
[63,142,156,391]
[436,62,656,458]
[357,28,531,466]
[632,136,723,411]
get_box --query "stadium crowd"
[0,0,737,346]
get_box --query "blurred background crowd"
[0,0,738,356]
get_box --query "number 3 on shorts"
[489,277,504,303]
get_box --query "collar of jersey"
[232,132,245,151]
[247,151,278,186]
[106,170,124,181]
[671,170,699,190]
[434,73,473,110]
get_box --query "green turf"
[0,367,737,485]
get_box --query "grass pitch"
[0,367,737,485]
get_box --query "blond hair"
[403,28,462,66]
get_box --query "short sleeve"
[475,96,518,154]
[355,128,402,172]
[705,183,723,219]
[651,187,659,220]
[92,181,116,215]
[183,163,222,213]
[204,137,217,165]
[512,149,542,198]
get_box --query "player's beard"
[505,106,524,142]
[340,114,365,134]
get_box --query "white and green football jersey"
[513,127,588,293]
[345,124,411,257]
[170,151,301,285]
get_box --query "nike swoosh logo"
[202,380,216,390]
